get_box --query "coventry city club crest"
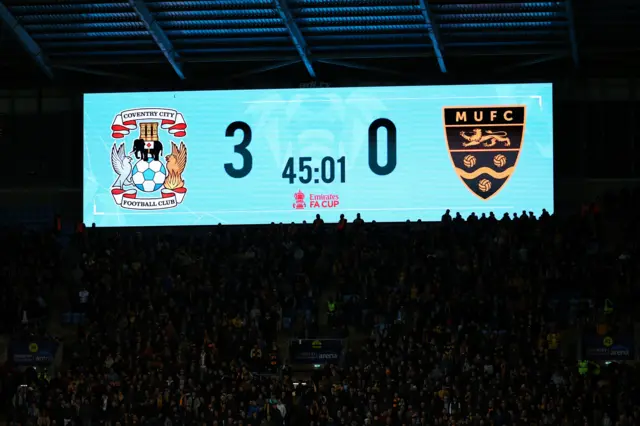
[109,107,189,210]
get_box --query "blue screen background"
[83,83,553,226]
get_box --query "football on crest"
[478,178,492,193]
[493,154,507,168]
[132,158,167,192]
[463,154,477,168]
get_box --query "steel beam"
[565,0,579,68]
[497,53,566,74]
[127,0,184,79]
[272,0,316,79]
[0,3,53,79]
[53,64,139,80]
[418,0,446,73]
[229,60,301,80]
[54,44,604,67]
[317,59,414,78]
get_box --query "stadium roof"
[0,0,638,90]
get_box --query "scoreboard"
[83,83,553,227]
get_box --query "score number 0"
[224,118,397,180]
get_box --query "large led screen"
[83,83,553,226]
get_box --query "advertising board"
[290,339,344,364]
[10,340,59,365]
[583,334,635,361]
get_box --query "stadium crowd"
[2,190,640,426]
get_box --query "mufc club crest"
[443,106,526,200]
[109,108,188,210]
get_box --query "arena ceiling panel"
[0,0,638,89]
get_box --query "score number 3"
[224,121,253,179]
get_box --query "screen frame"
[82,82,553,227]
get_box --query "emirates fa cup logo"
[292,190,306,210]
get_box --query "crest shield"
[443,105,526,200]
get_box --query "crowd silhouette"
[2,189,640,426]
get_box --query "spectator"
[5,189,640,425]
